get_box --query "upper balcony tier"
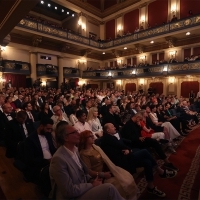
[17,14,200,50]
[82,60,200,79]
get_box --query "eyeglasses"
[67,130,79,135]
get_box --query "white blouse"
[149,112,159,125]
[88,118,103,137]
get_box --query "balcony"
[82,60,200,79]
[17,14,200,50]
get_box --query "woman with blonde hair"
[87,107,103,137]
[79,130,138,200]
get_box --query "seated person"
[74,110,97,139]
[79,130,138,200]
[101,123,177,198]
[171,15,178,22]
[24,118,57,183]
[87,107,103,138]
[5,111,34,158]
[49,124,124,200]
[121,112,178,170]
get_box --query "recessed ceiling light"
[102,52,105,54]
[41,1,44,4]
[55,7,57,9]
[62,9,64,12]
[48,3,51,7]
[150,41,154,44]
[67,12,69,14]
[124,47,127,50]
[186,32,190,36]
[72,14,75,17]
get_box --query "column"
[58,56,64,88]
[100,23,105,40]
[30,52,37,84]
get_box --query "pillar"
[100,23,105,40]
[58,56,64,88]
[30,52,37,84]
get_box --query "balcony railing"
[82,60,200,79]
[17,14,200,50]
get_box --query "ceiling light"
[62,9,64,12]
[72,14,75,17]
[150,41,154,44]
[102,52,105,54]
[186,32,190,36]
[41,1,44,4]
[67,12,69,14]
[55,7,57,10]
[48,3,51,7]
[124,47,127,50]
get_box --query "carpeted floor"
[137,126,200,200]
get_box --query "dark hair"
[40,118,53,126]
[23,101,31,110]
[76,110,86,118]
[40,102,48,111]
[107,104,113,111]
[56,121,68,129]
[149,105,156,111]
[16,111,27,119]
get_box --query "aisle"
[138,126,200,200]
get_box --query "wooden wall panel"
[124,9,139,33]
[180,0,200,18]
[193,47,200,56]
[106,19,115,40]
[148,0,168,27]
[125,83,136,93]
[104,0,116,10]
[149,82,163,94]
[181,81,199,97]
[132,57,137,65]
[87,0,101,9]
[152,54,157,64]
[159,52,164,61]
[127,58,131,64]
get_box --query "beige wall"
[87,21,100,38]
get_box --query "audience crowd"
[1,84,200,199]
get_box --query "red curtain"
[149,82,163,95]
[132,57,137,65]
[159,52,164,61]
[193,47,200,56]
[148,0,168,27]
[184,48,191,58]
[152,54,157,64]
[125,83,136,93]
[127,58,131,64]
[181,81,199,97]
[4,73,26,88]
[110,61,113,67]
[124,9,139,33]
[180,0,200,18]
[106,19,115,40]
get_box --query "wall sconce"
[169,51,177,58]
[140,16,145,23]
[0,76,6,83]
[140,55,146,62]
[78,59,86,65]
[131,69,136,75]
[107,71,113,79]
[139,78,144,85]
[117,25,122,32]
[0,46,6,51]
[117,59,121,65]
[78,79,86,86]
[168,76,175,84]
[116,80,121,85]
[171,5,177,14]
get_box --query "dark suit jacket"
[14,99,23,109]
[100,133,134,174]
[24,131,57,182]
[102,112,122,130]
[5,118,35,158]
[0,112,16,140]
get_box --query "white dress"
[149,112,180,139]
[88,118,103,137]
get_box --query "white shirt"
[22,123,28,137]
[74,121,97,139]
[63,146,82,169]
[38,135,52,159]
[197,91,200,98]
[0,106,3,113]
[5,113,13,121]
[88,118,103,137]
[26,111,34,122]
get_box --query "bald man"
[51,105,72,130]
